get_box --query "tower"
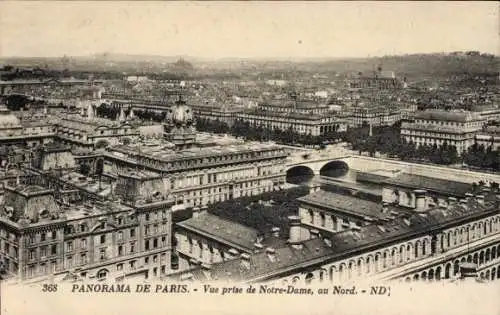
[163,96,197,150]
[87,103,94,120]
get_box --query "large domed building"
[163,99,197,150]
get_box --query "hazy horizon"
[0,1,498,59]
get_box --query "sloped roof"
[298,190,391,220]
[414,110,483,122]
[383,173,472,196]
[177,212,261,251]
[187,192,497,283]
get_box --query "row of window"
[27,230,57,244]
[139,149,283,171]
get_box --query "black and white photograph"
[0,1,498,314]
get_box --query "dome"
[0,106,21,128]
[167,104,194,126]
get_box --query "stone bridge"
[285,149,352,176]
[285,148,500,184]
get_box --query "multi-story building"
[0,183,174,283]
[341,106,411,127]
[174,207,286,270]
[55,105,140,151]
[104,139,288,208]
[191,103,244,126]
[103,103,289,208]
[401,109,486,153]
[258,100,331,116]
[298,190,395,235]
[347,68,405,90]
[381,173,473,208]
[237,109,347,136]
[474,126,500,151]
[171,182,500,285]
[0,146,176,283]
[0,106,55,149]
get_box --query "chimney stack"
[310,229,320,239]
[475,195,485,205]
[465,193,474,201]
[447,197,457,208]
[287,215,303,249]
[240,253,251,270]
[381,202,389,213]
[266,247,277,262]
[227,248,239,260]
[414,190,428,212]
[271,227,280,238]
[192,207,201,218]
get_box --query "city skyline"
[0,1,498,59]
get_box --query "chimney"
[200,205,208,214]
[381,202,389,213]
[227,248,239,259]
[310,229,320,239]
[192,207,201,218]
[240,253,251,270]
[287,215,303,249]
[414,190,428,212]
[465,193,474,201]
[447,197,457,208]
[271,227,280,238]
[475,195,485,205]
[266,247,277,262]
[254,242,264,250]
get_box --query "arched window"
[320,213,326,227]
[97,269,109,279]
[308,210,314,224]
[305,273,314,285]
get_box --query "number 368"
[42,284,58,292]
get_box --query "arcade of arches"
[273,215,500,285]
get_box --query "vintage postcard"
[0,1,498,314]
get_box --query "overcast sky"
[0,1,498,59]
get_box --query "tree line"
[344,123,498,171]
[197,117,340,147]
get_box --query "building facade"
[401,110,486,153]
[171,181,500,285]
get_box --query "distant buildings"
[401,109,486,153]
[347,67,406,90]
[341,106,413,128]
[55,106,139,151]
[237,109,347,136]
[475,126,500,151]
